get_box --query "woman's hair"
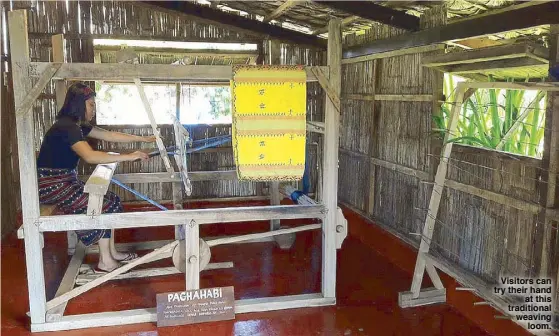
[56,82,96,122]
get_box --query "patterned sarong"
[231,65,306,181]
[38,168,121,246]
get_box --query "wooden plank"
[370,157,431,181]
[142,1,325,48]
[408,83,467,298]
[322,18,341,299]
[263,0,297,23]
[422,43,548,67]
[32,294,334,332]
[314,1,419,31]
[8,9,47,324]
[465,81,559,91]
[86,239,174,254]
[343,2,559,59]
[344,94,434,102]
[45,241,179,311]
[38,205,326,231]
[444,180,540,214]
[45,243,86,321]
[30,63,325,82]
[398,287,446,308]
[342,45,444,64]
[312,67,341,114]
[312,16,359,36]
[442,57,545,74]
[207,224,322,247]
[14,63,60,118]
[95,45,258,58]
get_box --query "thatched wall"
[339,4,558,314]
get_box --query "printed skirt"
[38,167,122,246]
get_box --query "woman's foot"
[112,252,139,263]
[96,260,122,273]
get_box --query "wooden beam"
[422,43,549,68]
[8,9,47,324]
[263,0,298,23]
[312,15,359,36]
[342,45,444,64]
[142,1,325,48]
[343,1,559,59]
[441,58,545,74]
[110,170,238,183]
[30,63,326,82]
[38,205,326,232]
[344,94,434,102]
[207,224,321,247]
[14,64,60,118]
[314,1,419,31]
[94,45,258,58]
[33,294,334,332]
[322,18,342,299]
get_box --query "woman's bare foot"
[96,259,121,272]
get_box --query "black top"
[37,117,93,169]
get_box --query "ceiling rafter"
[263,0,299,23]
[141,1,326,48]
[313,0,420,31]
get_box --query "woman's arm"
[88,126,156,143]
[71,141,149,164]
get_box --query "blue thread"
[111,178,168,211]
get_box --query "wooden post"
[408,83,467,298]
[8,9,47,324]
[535,25,559,277]
[267,39,282,231]
[52,33,78,254]
[172,83,183,239]
[184,220,200,290]
[365,60,378,216]
[322,18,341,299]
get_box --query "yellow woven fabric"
[231,65,307,181]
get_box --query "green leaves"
[436,74,546,158]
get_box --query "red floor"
[1,201,521,335]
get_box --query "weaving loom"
[231,65,307,181]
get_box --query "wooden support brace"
[45,241,179,311]
[207,224,322,247]
[311,67,340,114]
[14,63,61,118]
[403,83,468,302]
[46,243,86,322]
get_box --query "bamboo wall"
[339,5,559,314]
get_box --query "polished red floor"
[1,202,509,335]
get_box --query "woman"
[37,82,155,272]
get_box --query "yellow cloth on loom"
[231,65,307,181]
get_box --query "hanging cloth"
[231,65,307,181]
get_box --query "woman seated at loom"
[37,82,155,272]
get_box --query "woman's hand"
[128,150,149,162]
[142,135,157,143]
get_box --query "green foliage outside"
[434,74,547,158]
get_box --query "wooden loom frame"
[9,10,345,333]
[399,80,559,330]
